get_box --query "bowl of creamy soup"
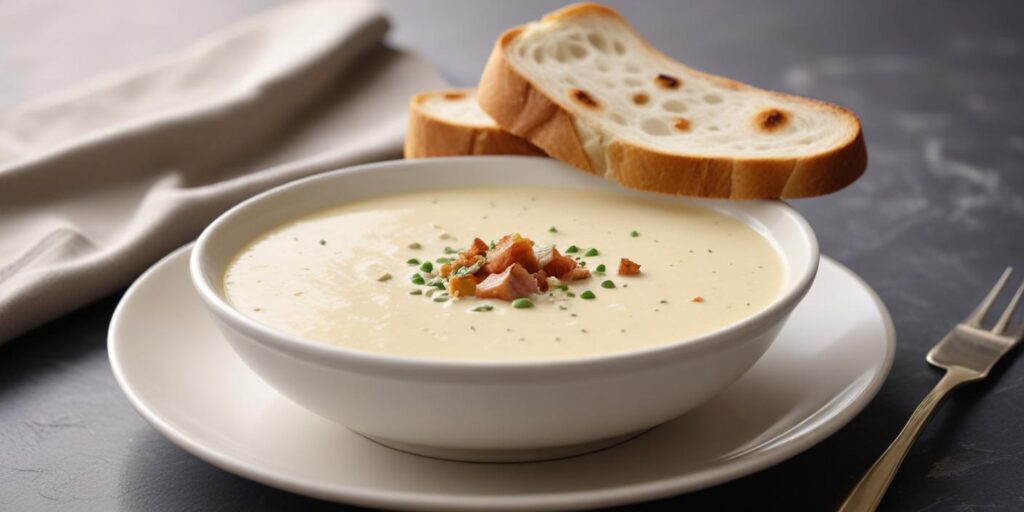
[191,156,818,462]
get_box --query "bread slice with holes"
[478,3,866,198]
[404,89,545,159]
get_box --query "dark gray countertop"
[2,1,1022,510]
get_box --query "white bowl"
[190,156,819,462]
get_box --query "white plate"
[109,245,894,511]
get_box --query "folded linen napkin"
[0,0,445,343]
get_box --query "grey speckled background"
[1,1,1022,510]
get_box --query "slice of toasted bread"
[404,89,544,159]
[478,3,866,198]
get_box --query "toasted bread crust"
[477,2,868,199]
[404,90,545,159]
[478,39,592,171]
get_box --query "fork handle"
[838,366,975,512]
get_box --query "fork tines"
[967,267,1024,337]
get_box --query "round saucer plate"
[109,245,894,511]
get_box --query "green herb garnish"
[565,245,579,254]
[410,289,423,295]
[443,246,458,254]
[584,248,599,257]
[580,290,596,299]
[512,298,534,309]
[472,304,494,312]
[595,264,606,273]
[601,280,615,289]
[411,274,426,285]
[319,240,326,246]
[435,257,453,264]
[377,273,392,282]
[433,296,449,303]
[408,242,422,250]
[406,258,420,265]
[630,230,639,237]
[419,261,434,273]
[548,226,558,233]
[554,284,569,291]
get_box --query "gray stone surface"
[1,1,1022,510]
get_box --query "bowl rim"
[191,156,819,375]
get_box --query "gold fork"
[839,267,1024,512]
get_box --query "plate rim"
[109,244,895,511]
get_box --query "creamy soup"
[223,187,784,361]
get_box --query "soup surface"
[224,187,784,361]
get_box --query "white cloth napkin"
[0,0,445,343]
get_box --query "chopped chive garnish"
[601,280,615,289]
[554,284,569,291]
[411,274,425,285]
[406,258,420,265]
[433,282,447,290]
[512,298,534,309]
[377,273,392,282]
[319,240,326,246]
[433,296,449,303]
[410,289,423,295]
[443,246,458,254]
[630,230,639,237]
[436,257,453,264]
[584,248,599,257]
[472,304,494,312]
[419,261,433,273]
[595,264,606,273]
[565,245,579,254]
[660,299,668,304]
[408,242,422,250]
[580,290,596,299]
[548,226,558,233]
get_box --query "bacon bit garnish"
[463,238,489,260]
[691,296,705,303]
[484,234,540,274]
[618,258,642,276]
[415,233,597,304]
[533,270,549,292]
[562,267,591,282]
[448,275,476,298]
[542,247,578,279]
[475,263,539,301]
